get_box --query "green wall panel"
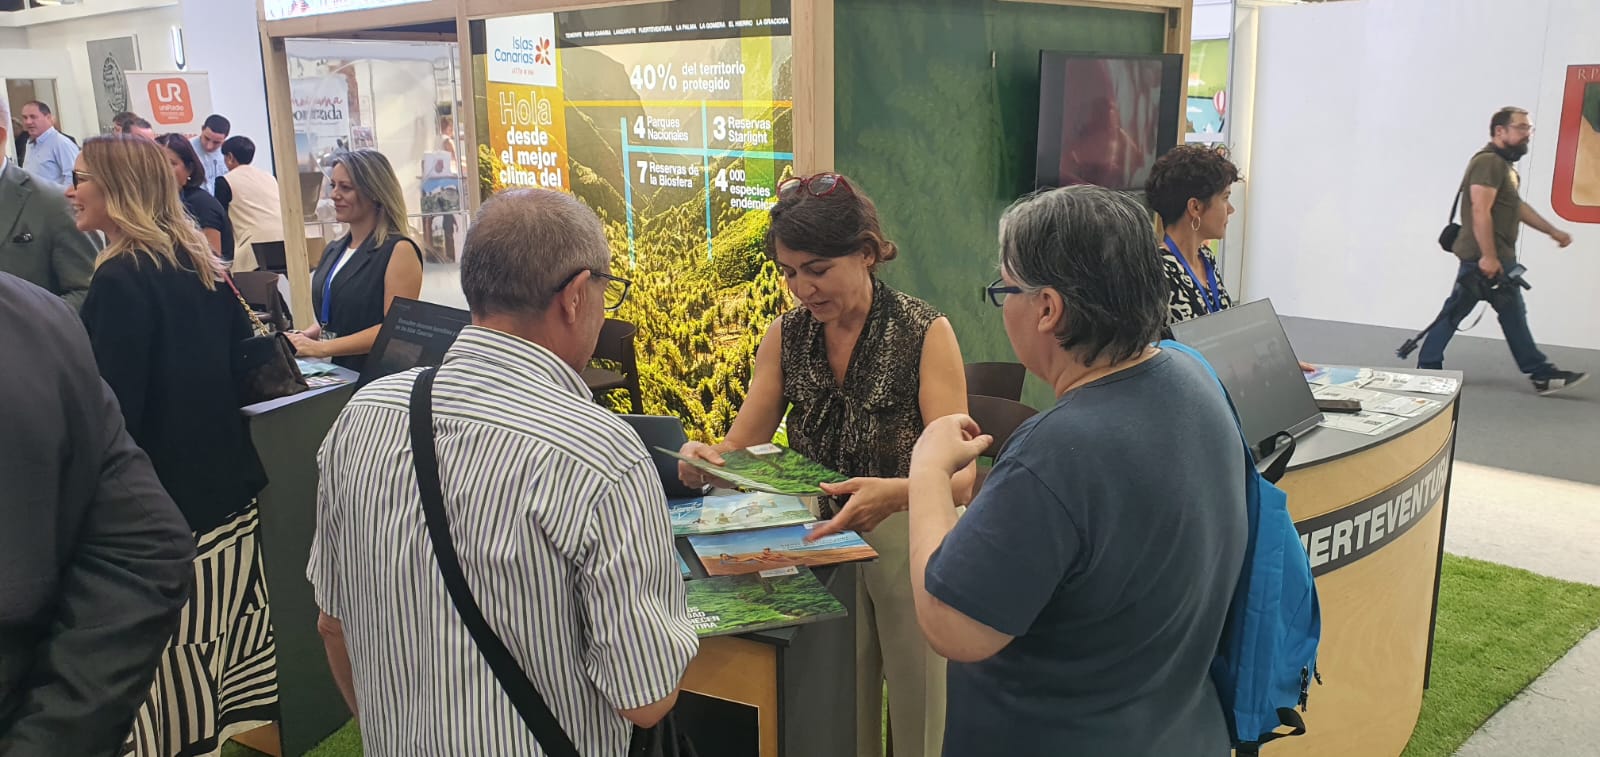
[834,0,1165,407]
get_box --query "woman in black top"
[68,134,277,757]
[289,148,423,371]
[674,173,974,757]
[156,132,233,261]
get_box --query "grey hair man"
[907,185,1248,756]
[310,189,696,756]
[0,96,99,310]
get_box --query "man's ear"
[1036,287,1065,337]
[557,270,590,324]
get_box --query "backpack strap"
[409,368,584,757]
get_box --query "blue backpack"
[1162,340,1323,755]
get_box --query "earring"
[1190,216,1201,232]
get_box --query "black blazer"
[80,252,267,533]
[310,232,420,372]
[0,273,194,755]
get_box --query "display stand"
[241,371,361,756]
[1277,368,1463,757]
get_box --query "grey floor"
[1282,317,1600,486]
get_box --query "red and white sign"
[124,71,214,136]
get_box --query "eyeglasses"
[1511,123,1536,133]
[778,172,851,199]
[71,170,94,188]
[984,278,1024,307]
[555,269,631,311]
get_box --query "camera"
[1395,263,1532,359]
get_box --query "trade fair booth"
[248,2,1458,756]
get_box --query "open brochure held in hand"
[657,444,849,495]
[684,567,848,638]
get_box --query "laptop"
[358,297,472,388]
[1169,298,1323,455]
[621,414,706,499]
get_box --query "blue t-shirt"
[926,350,1248,756]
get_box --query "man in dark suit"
[0,274,196,756]
[0,97,97,311]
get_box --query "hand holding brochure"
[659,443,848,495]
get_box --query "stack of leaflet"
[1305,366,1458,436]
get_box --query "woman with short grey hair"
[905,185,1249,756]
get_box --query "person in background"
[1144,144,1238,326]
[289,149,423,371]
[0,96,97,310]
[675,172,972,757]
[908,186,1247,756]
[191,114,230,196]
[19,101,79,189]
[156,133,235,262]
[1417,106,1585,395]
[111,112,154,139]
[0,273,195,757]
[215,136,285,272]
[68,134,278,757]
[310,189,695,755]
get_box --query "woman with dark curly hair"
[1144,145,1239,325]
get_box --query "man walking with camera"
[1417,106,1585,395]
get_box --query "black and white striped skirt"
[122,504,280,757]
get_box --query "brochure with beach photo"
[684,567,848,638]
[668,492,817,536]
[686,522,879,577]
[657,443,848,495]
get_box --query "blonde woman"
[289,148,424,371]
[69,134,277,756]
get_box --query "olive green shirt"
[1452,145,1522,265]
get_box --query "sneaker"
[1533,370,1588,396]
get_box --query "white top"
[220,164,285,262]
[308,326,698,756]
[327,244,358,282]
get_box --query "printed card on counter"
[1304,366,1374,388]
[687,523,878,577]
[668,492,817,536]
[684,567,847,638]
[1365,372,1460,396]
[1318,411,1407,436]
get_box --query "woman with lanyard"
[1144,144,1237,327]
[289,149,423,371]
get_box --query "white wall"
[1243,0,1600,352]
[21,6,184,139]
[179,0,273,172]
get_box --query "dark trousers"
[1417,261,1553,376]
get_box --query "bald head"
[460,189,610,318]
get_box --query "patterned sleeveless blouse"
[781,277,943,518]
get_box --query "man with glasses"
[1417,106,1585,395]
[0,97,97,311]
[310,189,692,756]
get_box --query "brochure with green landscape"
[687,523,879,577]
[668,492,817,536]
[684,567,848,638]
[656,443,849,495]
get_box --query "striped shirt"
[308,326,698,756]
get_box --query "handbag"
[408,368,698,757]
[224,273,308,406]
[1437,187,1463,252]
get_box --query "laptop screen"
[1169,298,1323,452]
[358,298,472,388]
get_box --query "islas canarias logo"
[485,13,558,88]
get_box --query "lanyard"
[1165,235,1222,315]
[320,245,347,326]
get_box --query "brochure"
[1304,366,1374,388]
[657,444,849,495]
[677,549,693,579]
[1312,385,1439,418]
[684,567,848,638]
[668,492,817,535]
[1318,411,1407,436]
[687,523,879,577]
[1365,372,1460,396]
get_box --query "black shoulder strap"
[409,368,583,757]
[1450,147,1500,223]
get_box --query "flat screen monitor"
[620,414,704,499]
[1169,299,1323,453]
[1035,51,1184,191]
[358,297,472,388]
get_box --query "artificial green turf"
[223,554,1600,757]
[1401,555,1600,757]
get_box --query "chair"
[967,394,1038,495]
[230,270,293,333]
[582,318,643,414]
[965,361,1027,402]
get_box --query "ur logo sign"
[147,78,194,125]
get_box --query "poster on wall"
[290,76,353,155]
[123,71,214,137]
[1186,38,1229,142]
[1551,64,1600,224]
[477,0,793,440]
[85,37,139,134]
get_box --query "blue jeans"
[1417,261,1553,376]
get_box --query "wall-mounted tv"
[1035,51,1184,191]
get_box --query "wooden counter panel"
[1280,406,1454,522]
[681,636,780,757]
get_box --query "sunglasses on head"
[777,172,852,199]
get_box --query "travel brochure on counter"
[1305,365,1456,436]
